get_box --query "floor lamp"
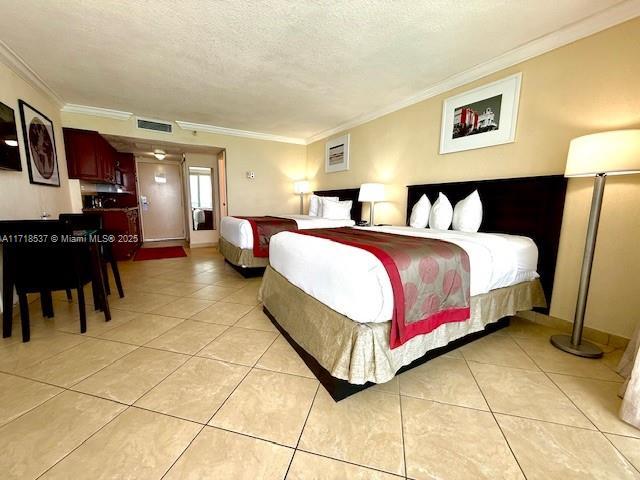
[293,180,310,214]
[358,183,385,226]
[551,130,640,358]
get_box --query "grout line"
[463,355,530,480]
[284,382,321,478]
[398,393,408,478]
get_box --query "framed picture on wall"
[0,101,22,171]
[18,100,60,186]
[439,73,522,154]
[325,133,350,173]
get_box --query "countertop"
[82,207,139,212]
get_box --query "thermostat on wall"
[246,171,255,179]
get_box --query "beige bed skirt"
[219,237,269,268]
[259,266,546,385]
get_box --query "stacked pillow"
[308,194,352,220]
[308,194,338,217]
[320,198,353,220]
[409,190,482,232]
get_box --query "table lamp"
[358,183,385,226]
[551,129,640,358]
[293,180,310,214]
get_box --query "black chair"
[59,213,125,299]
[0,220,107,342]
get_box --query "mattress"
[220,215,356,249]
[269,226,539,324]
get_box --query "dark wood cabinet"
[63,128,117,184]
[89,208,141,261]
[116,152,137,195]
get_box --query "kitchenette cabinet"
[84,207,142,261]
[64,128,118,184]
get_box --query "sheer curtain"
[619,323,640,429]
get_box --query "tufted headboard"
[406,175,567,311]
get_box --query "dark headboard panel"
[314,188,362,222]
[406,175,567,311]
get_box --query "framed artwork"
[325,133,350,173]
[18,100,60,186]
[0,101,22,171]
[439,72,522,154]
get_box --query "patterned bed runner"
[293,227,471,348]
[234,216,298,257]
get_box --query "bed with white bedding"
[219,188,363,270]
[259,176,568,401]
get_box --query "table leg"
[2,246,14,338]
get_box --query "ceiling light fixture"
[4,139,18,147]
[153,150,166,160]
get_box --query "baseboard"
[517,310,629,349]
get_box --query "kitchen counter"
[82,207,139,212]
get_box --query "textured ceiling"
[0,0,626,139]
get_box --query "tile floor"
[1,247,638,479]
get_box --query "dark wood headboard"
[406,175,567,311]
[314,188,362,222]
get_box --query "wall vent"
[136,117,173,134]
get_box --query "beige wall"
[306,18,640,338]
[0,62,72,220]
[0,61,74,313]
[60,113,307,217]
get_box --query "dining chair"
[0,220,98,341]
[59,213,125,299]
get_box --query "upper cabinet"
[116,152,137,195]
[63,128,117,184]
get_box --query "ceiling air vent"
[136,117,173,134]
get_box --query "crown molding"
[61,104,133,120]
[305,1,640,144]
[175,120,306,145]
[0,39,64,106]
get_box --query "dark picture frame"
[18,100,60,186]
[0,100,22,171]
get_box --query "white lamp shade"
[358,183,385,202]
[293,180,310,194]
[565,129,640,177]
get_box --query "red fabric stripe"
[293,229,470,348]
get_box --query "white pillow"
[321,198,352,220]
[428,192,453,230]
[308,194,338,216]
[409,194,431,228]
[452,190,483,232]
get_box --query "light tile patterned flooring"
[0,247,638,479]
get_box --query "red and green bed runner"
[234,216,298,257]
[293,227,471,349]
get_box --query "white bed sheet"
[269,226,539,324]
[220,215,356,249]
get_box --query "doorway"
[137,161,186,241]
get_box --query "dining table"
[1,219,111,339]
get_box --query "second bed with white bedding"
[220,215,356,249]
[269,225,539,324]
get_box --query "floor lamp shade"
[551,129,640,358]
[358,183,385,225]
[565,129,640,177]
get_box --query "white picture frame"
[325,134,350,173]
[439,73,522,154]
